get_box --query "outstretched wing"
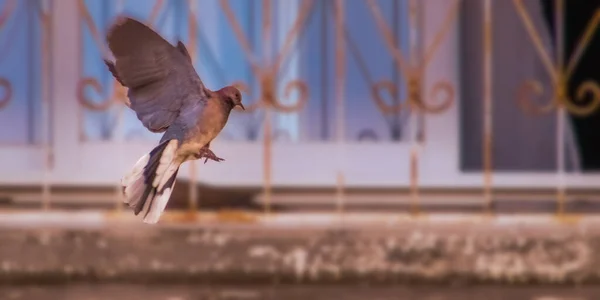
[104,16,207,133]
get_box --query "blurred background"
[2,0,600,299]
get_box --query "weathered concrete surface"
[3,284,600,300]
[1,217,600,285]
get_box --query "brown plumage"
[104,16,244,224]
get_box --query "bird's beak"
[237,103,245,110]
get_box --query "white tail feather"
[120,139,181,224]
[142,184,175,224]
[121,154,150,205]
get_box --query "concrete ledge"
[1,213,600,285]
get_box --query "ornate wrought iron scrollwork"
[366,0,459,117]
[370,76,454,116]
[516,79,554,115]
[77,78,112,111]
[421,79,454,114]
[516,77,600,117]
[513,0,600,117]
[220,0,314,116]
[571,80,600,115]
[233,74,310,116]
[279,79,309,113]
[77,77,131,111]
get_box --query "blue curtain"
[0,0,44,144]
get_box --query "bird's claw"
[204,156,225,164]
[196,147,225,164]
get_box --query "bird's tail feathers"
[121,139,180,224]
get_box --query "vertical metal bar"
[188,0,199,215]
[392,0,400,137]
[40,0,51,211]
[27,0,35,146]
[415,1,426,143]
[557,106,566,214]
[320,0,329,140]
[263,0,273,216]
[409,147,419,214]
[555,0,566,215]
[408,0,420,215]
[263,111,272,216]
[333,0,346,220]
[248,0,255,114]
[483,0,493,213]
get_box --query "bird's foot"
[196,147,225,164]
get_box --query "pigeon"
[103,16,244,224]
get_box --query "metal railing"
[1,0,600,219]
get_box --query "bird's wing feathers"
[105,17,207,133]
[176,41,193,62]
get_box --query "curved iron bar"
[276,1,318,80]
[341,19,406,116]
[77,78,111,111]
[338,10,414,141]
[516,80,600,118]
[276,79,309,113]
[0,0,19,111]
[218,0,260,75]
[570,80,600,116]
[421,0,462,68]
[220,0,314,115]
[417,79,455,114]
[0,0,20,64]
[516,79,556,115]
[512,0,557,81]
[76,0,114,112]
[513,0,600,117]
[565,11,600,80]
[0,78,12,110]
[271,0,316,72]
[365,0,411,79]
[77,0,165,112]
[235,71,310,114]
[365,0,457,115]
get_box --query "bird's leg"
[195,143,225,164]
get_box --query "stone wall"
[1,218,599,285]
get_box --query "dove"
[103,16,244,224]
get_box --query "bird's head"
[218,86,244,111]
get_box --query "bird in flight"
[103,16,244,224]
